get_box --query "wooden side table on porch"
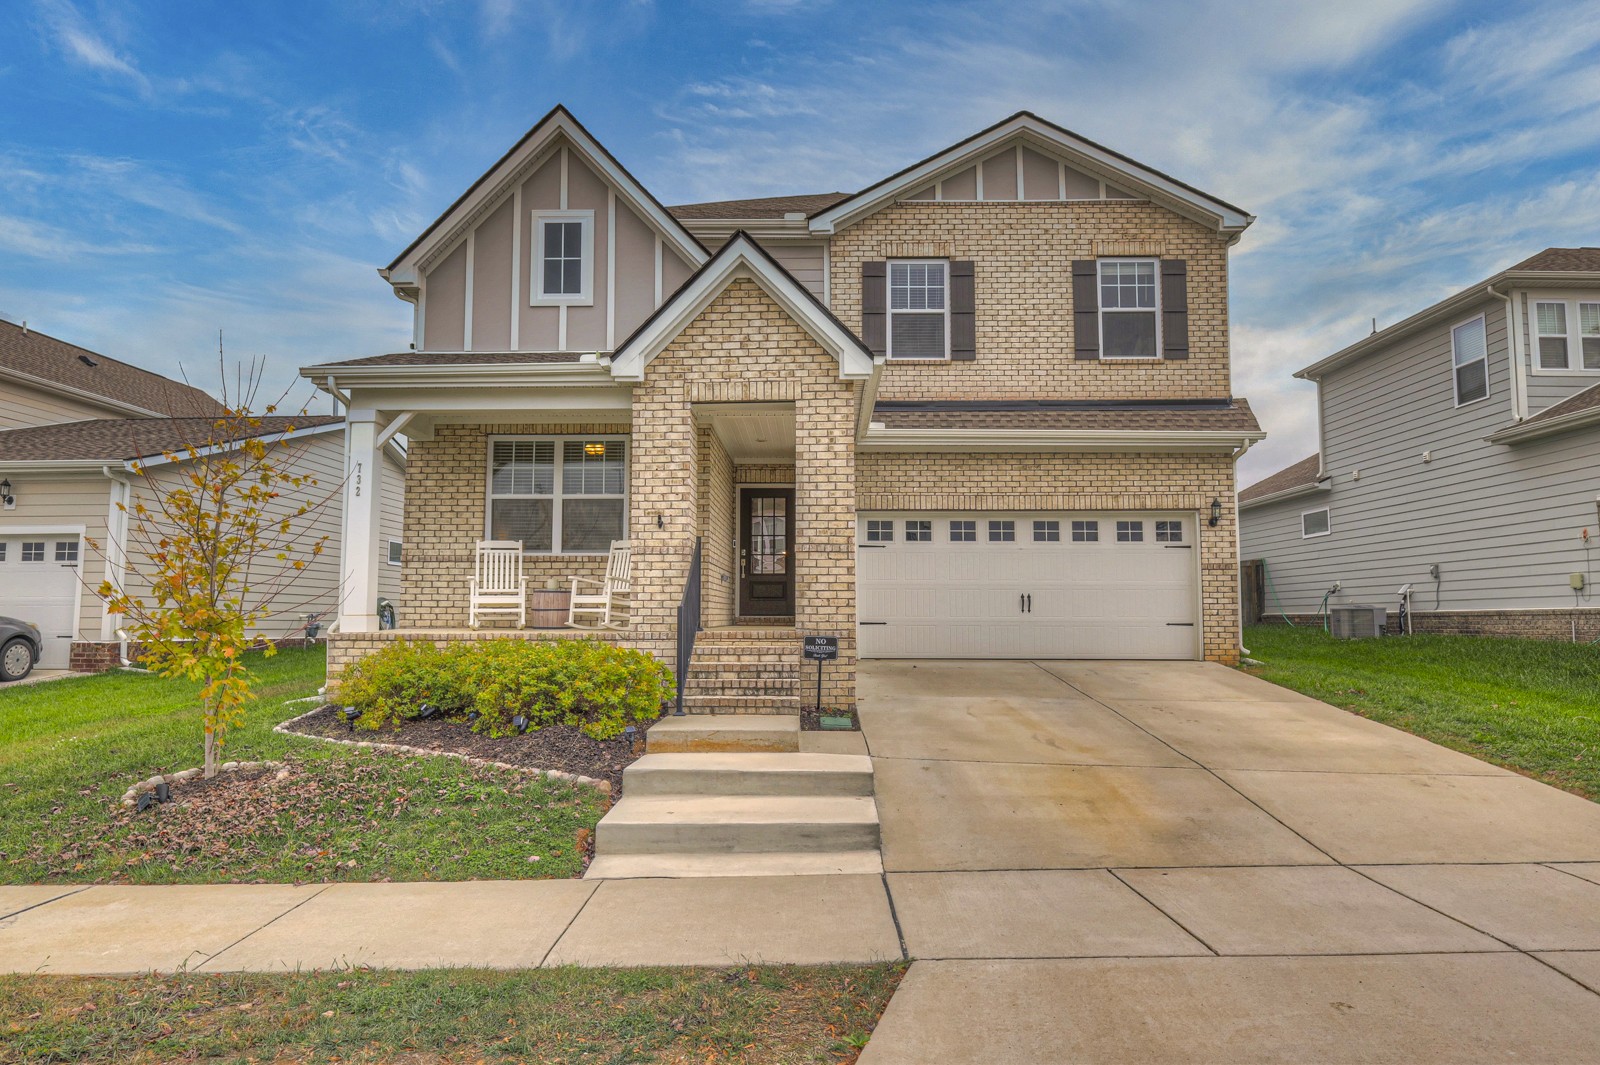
[528,589,571,629]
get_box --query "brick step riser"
[682,696,803,715]
[685,681,800,697]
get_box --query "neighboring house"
[0,320,404,670]
[1239,248,1600,640]
[306,106,1263,707]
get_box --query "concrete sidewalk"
[0,874,903,973]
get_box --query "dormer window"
[888,260,949,359]
[532,210,593,305]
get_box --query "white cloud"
[34,0,153,97]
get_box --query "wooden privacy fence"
[1239,559,1264,626]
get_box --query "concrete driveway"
[856,660,1600,1064]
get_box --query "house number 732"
[352,460,363,498]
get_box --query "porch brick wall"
[857,451,1242,664]
[698,427,736,627]
[399,422,625,627]
[828,200,1232,401]
[632,277,859,706]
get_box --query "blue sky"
[3,0,1598,480]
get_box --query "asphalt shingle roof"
[871,398,1261,433]
[1239,453,1323,504]
[0,416,341,463]
[0,320,225,418]
[311,351,586,369]
[668,193,850,220]
[1509,247,1600,272]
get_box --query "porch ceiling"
[697,403,796,463]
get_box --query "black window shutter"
[1072,260,1099,360]
[949,260,975,360]
[1161,259,1189,360]
[862,261,887,357]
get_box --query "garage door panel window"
[22,542,44,563]
[54,541,78,563]
[1155,521,1183,542]
[988,520,1015,542]
[1116,520,1144,542]
[1071,520,1098,542]
[866,519,894,542]
[906,520,932,542]
[949,520,975,542]
[1033,520,1060,542]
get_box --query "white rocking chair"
[568,540,632,629]
[469,540,527,629]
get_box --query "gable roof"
[670,193,849,221]
[1239,453,1325,507]
[608,231,877,383]
[383,105,707,287]
[808,111,1254,236]
[1298,248,1600,381]
[0,415,341,463]
[0,320,225,419]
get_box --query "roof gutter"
[301,359,618,392]
[858,427,1266,453]
[1238,479,1331,511]
[1485,404,1600,444]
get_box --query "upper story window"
[1098,259,1160,359]
[1451,315,1488,405]
[888,260,949,359]
[532,211,593,305]
[488,437,625,554]
[1533,299,1600,372]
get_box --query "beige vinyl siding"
[0,378,130,430]
[766,241,826,299]
[0,471,112,640]
[1241,298,1600,615]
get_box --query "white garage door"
[857,512,1198,659]
[0,533,83,669]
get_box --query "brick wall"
[400,422,624,627]
[857,450,1242,664]
[1258,610,1600,642]
[698,427,736,627]
[632,277,859,705]
[828,200,1231,401]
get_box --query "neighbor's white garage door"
[856,512,1198,659]
[0,533,82,669]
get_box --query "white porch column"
[340,408,383,633]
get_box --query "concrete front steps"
[586,715,881,879]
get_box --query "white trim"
[484,434,628,556]
[463,228,476,349]
[975,157,984,201]
[654,235,663,305]
[859,427,1264,452]
[509,185,522,349]
[1528,296,1600,375]
[559,146,568,209]
[1097,258,1163,360]
[885,258,952,361]
[0,523,88,536]
[809,113,1254,235]
[1014,145,1024,200]
[609,233,877,382]
[529,209,595,306]
[821,241,831,304]
[606,189,616,350]
[1300,506,1331,539]
[1058,161,1067,200]
[1450,313,1490,407]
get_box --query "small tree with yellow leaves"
[93,361,337,779]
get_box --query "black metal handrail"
[674,537,702,716]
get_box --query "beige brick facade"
[830,200,1232,401]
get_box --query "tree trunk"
[203,726,218,779]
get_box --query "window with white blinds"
[888,260,949,359]
[1451,316,1488,404]
[487,438,625,553]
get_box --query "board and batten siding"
[418,133,695,354]
[1242,297,1600,615]
[0,378,130,431]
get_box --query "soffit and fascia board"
[808,112,1255,236]
[858,427,1266,453]
[1237,479,1333,511]
[1297,269,1600,382]
[382,105,708,286]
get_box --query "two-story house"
[0,319,404,675]
[306,107,1263,708]
[1239,248,1600,640]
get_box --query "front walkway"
[5,660,1600,1062]
[855,660,1600,1063]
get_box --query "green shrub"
[336,638,671,740]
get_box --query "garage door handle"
[1026,594,1032,613]
[1164,544,1193,549]
[1166,622,1195,627]
[859,621,888,626]
[858,543,886,549]
[1020,594,1026,613]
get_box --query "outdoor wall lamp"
[1208,497,1222,527]
[0,478,13,509]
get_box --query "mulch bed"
[799,706,860,732]
[285,706,658,795]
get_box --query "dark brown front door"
[739,488,795,616]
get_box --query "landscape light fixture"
[1208,498,1222,527]
[343,706,363,731]
[136,792,158,814]
[512,714,529,735]
[0,479,12,508]
[154,782,171,803]
[416,703,440,721]
[467,710,481,725]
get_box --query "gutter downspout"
[1486,283,1527,422]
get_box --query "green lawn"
[1242,625,1600,800]
[0,964,906,1064]
[0,648,607,884]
